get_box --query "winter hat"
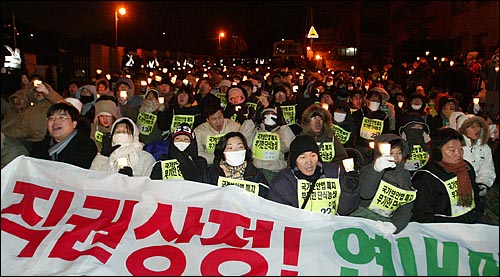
[63,97,83,113]
[261,105,278,116]
[437,96,456,114]
[95,99,119,120]
[173,123,194,141]
[216,79,232,88]
[372,87,390,103]
[116,77,135,92]
[289,135,321,168]
[453,112,475,130]
[145,88,159,100]
[333,99,351,114]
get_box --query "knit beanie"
[173,123,194,141]
[94,99,119,122]
[289,135,320,168]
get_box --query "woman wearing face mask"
[75,85,98,121]
[203,132,269,198]
[332,100,358,148]
[150,123,207,182]
[396,93,429,132]
[351,90,390,164]
[90,117,155,177]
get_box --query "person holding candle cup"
[267,135,360,216]
[350,133,415,234]
[90,117,155,177]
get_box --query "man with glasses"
[30,102,97,169]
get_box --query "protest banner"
[1,156,498,276]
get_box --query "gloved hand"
[373,155,396,172]
[477,183,489,197]
[100,133,120,157]
[252,104,264,124]
[118,166,133,177]
[35,83,50,95]
[375,221,397,234]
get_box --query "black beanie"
[289,135,321,168]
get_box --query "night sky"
[2,1,319,57]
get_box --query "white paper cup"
[342,158,354,172]
[158,97,165,104]
[378,142,391,156]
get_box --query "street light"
[115,7,126,48]
[218,32,225,51]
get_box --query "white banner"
[1,156,499,276]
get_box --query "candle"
[379,142,391,156]
[473,97,480,105]
[141,80,148,86]
[158,97,165,104]
[398,101,404,108]
[369,141,375,149]
[119,90,128,98]
[321,103,329,110]
[342,158,354,172]
[33,80,42,86]
[183,79,189,86]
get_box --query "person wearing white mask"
[203,132,269,198]
[332,100,358,148]
[90,117,155,177]
[150,123,207,182]
[351,90,390,164]
[239,104,296,183]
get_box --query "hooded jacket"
[300,104,349,165]
[1,89,29,132]
[458,115,496,188]
[355,133,414,234]
[90,99,119,152]
[90,117,155,177]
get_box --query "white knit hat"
[64,97,83,113]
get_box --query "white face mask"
[411,104,422,110]
[333,112,347,123]
[224,150,246,166]
[263,114,278,126]
[368,101,380,111]
[174,141,190,152]
[112,133,133,146]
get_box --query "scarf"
[438,160,473,207]
[139,99,160,113]
[48,130,78,161]
[220,160,246,180]
[293,164,323,183]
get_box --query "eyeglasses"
[47,115,71,122]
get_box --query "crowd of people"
[1,47,499,234]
